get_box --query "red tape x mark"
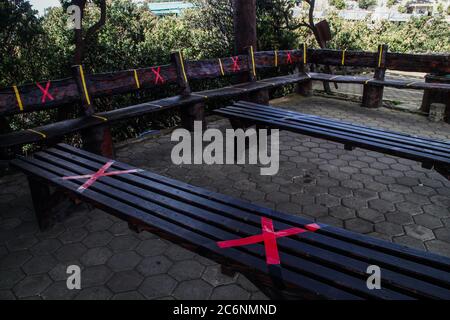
[36,81,54,103]
[286,51,293,64]
[217,217,320,265]
[62,160,143,193]
[231,56,240,72]
[151,67,165,85]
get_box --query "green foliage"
[358,0,377,9]
[398,5,407,13]
[330,0,346,10]
[386,0,397,8]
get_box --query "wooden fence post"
[362,44,388,108]
[246,45,269,105]
[71,65,114,158]
[297,43,312,97]
[171,51,205,132]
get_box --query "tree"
[386,0,397,8]
[330,0,346,10]
[358,0,377,10]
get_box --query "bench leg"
[362,84,384,108]
[181,102,205,132]
[27,177,54,230]
[81,124,114,158]
[297,80,313,97]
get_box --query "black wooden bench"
[10,143,450,299]
[215,101,450,180]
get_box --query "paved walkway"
[1,94,450,300]
[313,72,425,111]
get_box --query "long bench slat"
[11,155,362,300]
[215,106,450,167]
[0,74,310,149]
[39,148,445,299]
[309,72,450,91]
[236,101,450,149]
[233,101,450,155]
[56,144,450,268]
[51,144,450,297]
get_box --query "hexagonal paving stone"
[342,197,367,210]
[81,265,113,288]
[413,214,443,229]
[168,260,205,282]
[432,228,450,243]
[22,255,58,275]
[210,284,250,300]
[86,218,114,233]
[58,228,89,244]
[375,222,404,237]
[165,245,196,261]
[315,194,340,208]
[80,247,113,266]
[422,204,449,218]
[6,235,38,252]
[54,243,88,262]
[0,251,32,270]
[48,262,80,281]
[385,212,414,225]
[41,281,78,300]
[82,231,113,248]
[368,199,395,214]
[137,255,173,277]
[395,202,423,215]
[173,279,214,300]
[13,274,52,298]
[344,218,373,234]
[393,235,426,251]
[139,275,177,299]
[0,268,25,290]
[136,239,169,257]
[107,251,142,272]
[357,208,385,223]
[425,240,450,257]
[201,265,237,287]
[404,225,435,241]
[75,286,113,300]
[329,207,355,220]
[0,290,16,300]
[108,235,140,252]
[106,270,144,293]
[31,239,62,255]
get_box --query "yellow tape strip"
[27,129,46,139]
[341,49,346,66]
[274,50,278,67]
[134,69,141,89]
[365,79,372,85]
[78,65,91,105]
[406,81,417,87]
[330,76,339,81]
[191,93,208,99]
[250,46,256,77]
[218,58,225,76]
[378,45,383,68]
[92,114,108,122]
[179,51,188,83]
[303,44,307,64]
[13,85,24,111]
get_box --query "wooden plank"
[386,52,450,73]
[216,105,450,166]
[53,144,450,291]
[41,146,450,298]
[11,155,361,300]
[234,101,450,153]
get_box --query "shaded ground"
[1,94,450,300]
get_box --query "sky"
[29,0,62,15]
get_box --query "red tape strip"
[231,56,240,72]
[217,217,321,265]
[36,81,54,103]
[151,67,165,85]
[62,160,143,193]
[286,51,293,64]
